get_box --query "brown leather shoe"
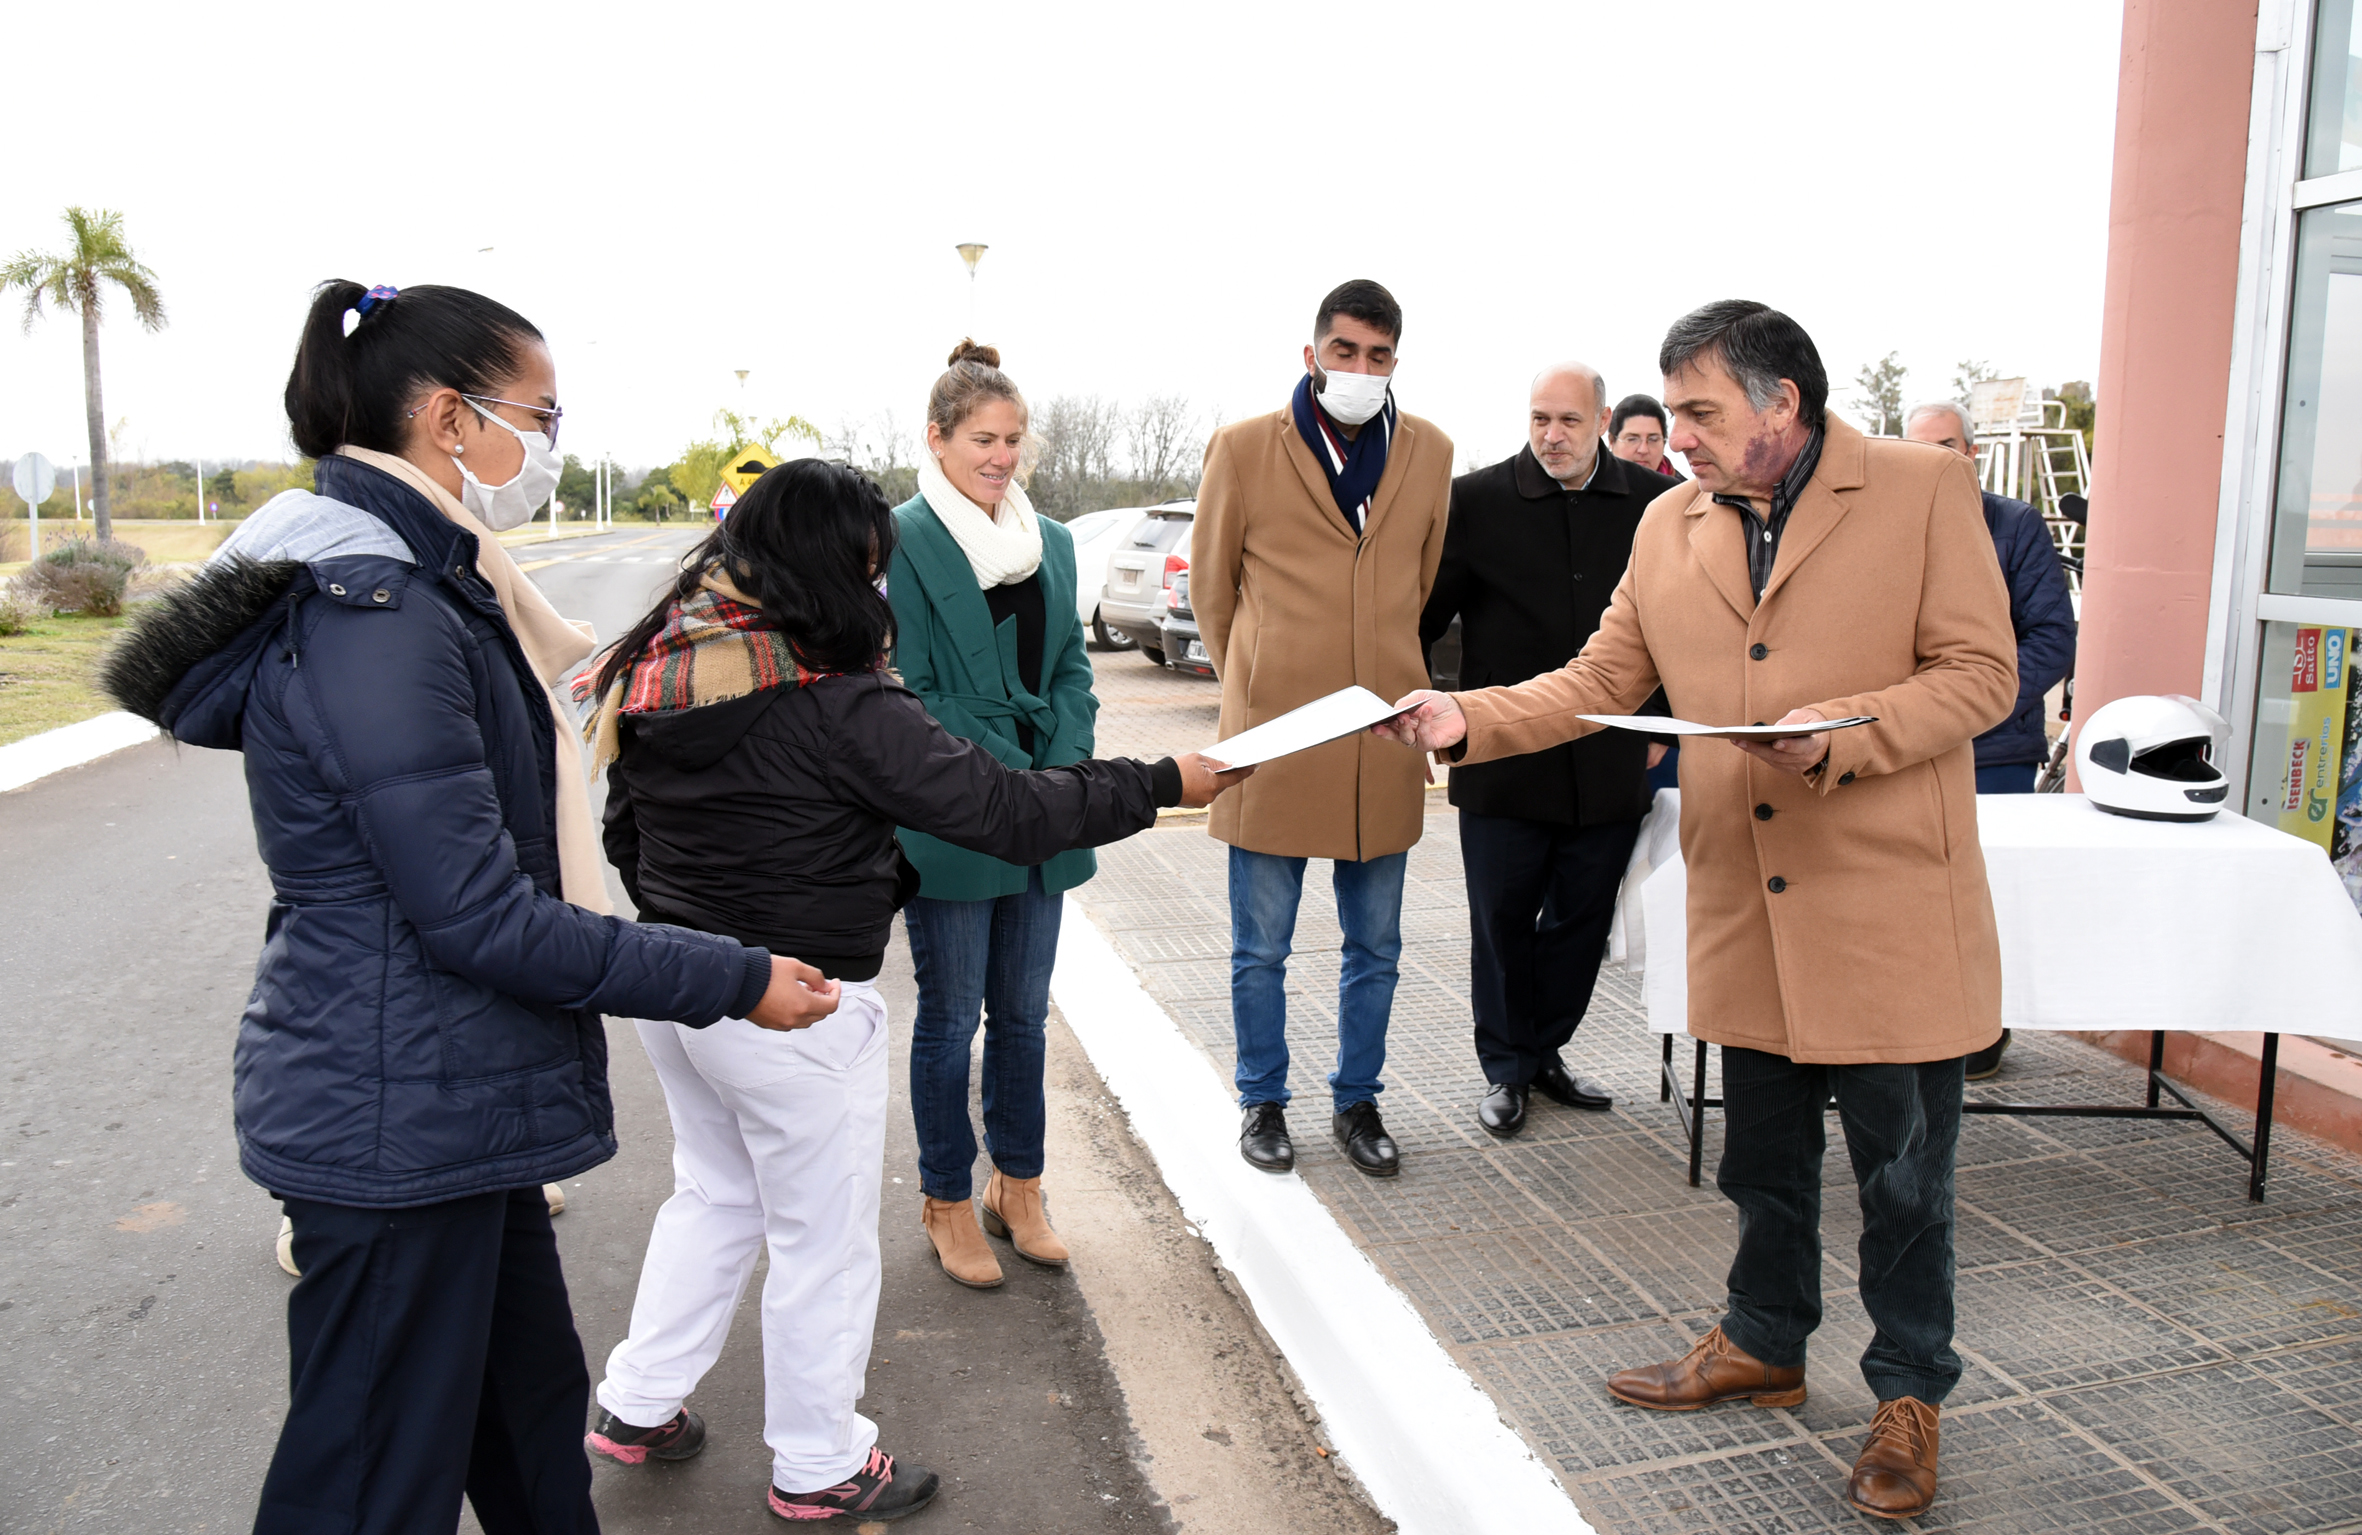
[978,1171,1070,1268]
[1847,1397,1939,1520]
[921,1196,1003,1289]
[1605,1324,1806,1411]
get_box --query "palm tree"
[3,208,167,543]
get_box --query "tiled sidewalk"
[1075,795,2362,1535]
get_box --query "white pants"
[596,981,889,1493]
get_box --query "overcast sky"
[1,1,2124,480]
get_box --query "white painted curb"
[0,711,161,793]
[1052,897,1591,1535]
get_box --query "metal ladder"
[1974,390,2092,595]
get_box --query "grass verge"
[0,612,132,747]
[0,518,240,578]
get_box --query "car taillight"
[1166,584,1184,609]
[1162,553,1188,587]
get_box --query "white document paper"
[1200,687,1411,769]
[1578,713,1878,741]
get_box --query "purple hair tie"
[355,284,400,316]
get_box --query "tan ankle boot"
[921,1196,1003,1289]
[979,1171,1070,1268]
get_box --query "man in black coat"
[1419,363,1680,1137]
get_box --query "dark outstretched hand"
[1175,753,1256,807]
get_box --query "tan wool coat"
[1194,400,1454,861]
[1451,418,2017,1063]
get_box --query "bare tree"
[1126,395,1203,502]
[827,410,918,504]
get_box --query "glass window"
[1125,512,1190,552]
[2250,622,2362,912]
[2269,201,2362,597]
[2306,0,2362,179]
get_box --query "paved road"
[1,524,1378,1535]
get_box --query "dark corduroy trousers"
[1715,1047,1968,1404]
[253,1186,598,1535]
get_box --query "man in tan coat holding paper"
[1194,279,1453,1181]
[1379,301,2013,1522]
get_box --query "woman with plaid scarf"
[574,458,1245,1523]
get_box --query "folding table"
[1610,792,2362,1200]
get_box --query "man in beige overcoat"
[1379,302,2013,1521]
[1194,279,1452,1181]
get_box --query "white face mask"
[1315,365,1392,427]
[454,403,563,530]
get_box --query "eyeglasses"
[461,393,563,448]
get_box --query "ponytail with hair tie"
[340,284,401,337]
[285,277,543,459]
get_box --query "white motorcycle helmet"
[2073,694,2231,822]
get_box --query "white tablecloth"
[1612,791,2362,1045]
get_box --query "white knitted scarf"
[918,452,1043,587]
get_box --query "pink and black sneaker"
[768,1446,940,1521]
[585,1406,707,1465]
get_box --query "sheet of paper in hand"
[1578,713,1878,740]
[1200,686,1413,769]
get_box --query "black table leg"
[1661,1034,1672,1102]
[1690,1039,1708,1188]
[2147,1030,2164,1109]
[2251,1032,2279,1203]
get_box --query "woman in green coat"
[891,340,1098,1291]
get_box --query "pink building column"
[2076,0,2258,729]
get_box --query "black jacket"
[1420,446,1681,827]
[604,672,1182,980]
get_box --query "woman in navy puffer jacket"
[102,280,837,1535]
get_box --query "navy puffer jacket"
[104,456,771,1207]
[1975,492,2079,768]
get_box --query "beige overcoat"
[1451,419,2016,1063]
[1194,400,1454,860]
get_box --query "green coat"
[888,494,1101,901]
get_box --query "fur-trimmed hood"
[100,557,304,744]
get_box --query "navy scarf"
[1291,373,1397,534]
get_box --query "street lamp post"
[956,242,987,332]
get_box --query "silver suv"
[1096,500,1194,665]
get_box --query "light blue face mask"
[454,404,563,530]
[1315,364,1391,427]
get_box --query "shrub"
[0,581,35,636]
[20,536,146,618]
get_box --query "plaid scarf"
[575,568,817,776]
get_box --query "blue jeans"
[903,869,1061,1203]
[1228,845,1407,1113]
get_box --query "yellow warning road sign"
[719,448,780,496]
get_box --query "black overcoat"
[1419,445,1678,827]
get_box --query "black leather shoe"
[1239,1102,1294,1173]
[1332,1102,1400,1178]
[1532,1059,1614,1110]
[1477,1083,1527,1138]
